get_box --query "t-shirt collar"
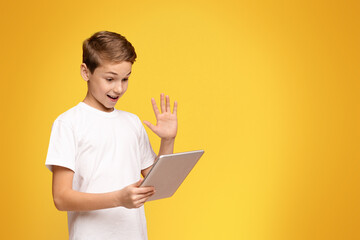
[78,102,118,118]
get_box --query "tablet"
[140,150,204,201]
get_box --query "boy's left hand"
[143,93,178,140]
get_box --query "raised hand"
[143,93,178,140]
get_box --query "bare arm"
[52,166,155,211]
[142,93,178,177]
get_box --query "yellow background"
[1,0,359,239]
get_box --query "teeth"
[108,95,118,99]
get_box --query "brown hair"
[82,31,137,73]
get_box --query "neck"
[83,92,114,113]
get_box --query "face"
[81,61,132,112]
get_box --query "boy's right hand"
[117,179,155,209]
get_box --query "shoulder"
[114,109,146,135]
[52,103,85,128]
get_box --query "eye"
[106,78,113,81]
[122,78,129,81]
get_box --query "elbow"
[53,194,67,211]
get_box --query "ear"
[80,63,90,81]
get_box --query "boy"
[45,31,178,240]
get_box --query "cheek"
[123,82,129,92]
[98,82,112,93]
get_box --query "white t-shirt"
[45,102,156,240]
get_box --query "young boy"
[45,31,178,240]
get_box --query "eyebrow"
[105,71,132,76]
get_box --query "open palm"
[143,93,178,140]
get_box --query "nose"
[113,81,123,94]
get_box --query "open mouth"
[107,95,119,101]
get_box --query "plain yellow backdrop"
[1,0,359,239]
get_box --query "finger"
[136,191,155,203]
[134,189,155,199]
[151,98,160,116]
[160,93,165,113]
[134,192,155,208]
[136,186,155,194]
[166,95,170,112]
[136,202,145,208]
[136,198,148,207]
[142,191,155,202]
[137,190,155,199]
[143,120,156,132]
[173,101,178,116]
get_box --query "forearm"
[53,189,120,212]
[52,166,154,211]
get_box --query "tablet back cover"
[141,150,204,201]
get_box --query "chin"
[99,102,115,111]
[104,104,115,110]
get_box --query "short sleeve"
[139,123,157,170]
[45,119,76,172]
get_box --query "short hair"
[82,31,137,73]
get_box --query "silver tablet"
[140,150,204,201]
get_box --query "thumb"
[132,178,144,187]
[143,120,156,132]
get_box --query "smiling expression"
[81,61,132,112]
